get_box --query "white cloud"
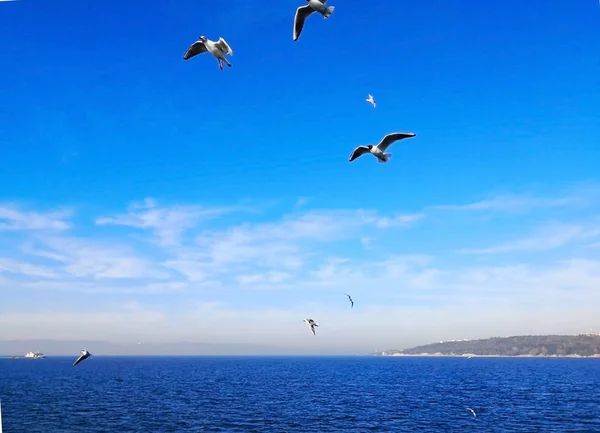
[162,209,423,285]
[23,236,170,280]
[2,188,600,352]
[433,185,600,213]
[461,221,600,254]
[0,203,71,231]
[0,258,59,279]
[95,198,237,246]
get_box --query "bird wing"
[293,5,315,41]
[183,41,207,60]
[375,132,416,152]
[216,38,233,55]
[73,354,85,366]
[348,145,371,162]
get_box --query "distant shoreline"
[377,353,600,358]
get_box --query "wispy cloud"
[0,204,72,231]
[0,258,59,279]
[433,185,600,213]
[460,221,600,254]
[22,236,170,280]
[163,209,423,285]
[2,186,600,352]
[294,197,311,209]
[95,198,237,246]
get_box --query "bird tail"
[378,153,392,163]
[324,6,335,17]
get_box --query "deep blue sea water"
[1,356,599,432]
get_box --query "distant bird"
[349,132,416,163]
[345,293,354,308]
[366,94,376,108]
[303,318,319,335]
[73,349,91,367]
[183,36,233,71]
[293,0,335,42]
[466,407,477,417]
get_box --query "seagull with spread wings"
[293,0,335,42]
[366,94,376,108]
[73,349,91,367]
[349,132,416,163]
[303,318,319,335]
[183,36,233,71]
[345,294,354,308]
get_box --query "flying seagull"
[293,0,335,42]
[345,294,354,308]
[466,407,477,417]
[303,318,319,335]
[349,132,416,164]
[73,349,91,367]
[366,94,376,108]
[183,36,233,71]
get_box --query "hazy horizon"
[1,1,599,355]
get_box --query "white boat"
[24,352,45,359]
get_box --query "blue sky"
[0,0,599,354]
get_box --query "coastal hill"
[381,334,600,357]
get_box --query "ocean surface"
[0,356,599,432]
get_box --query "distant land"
[378,334,600,358]
[0,339,298,357]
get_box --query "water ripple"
[0,356,599,432]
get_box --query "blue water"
[1,356,599,432]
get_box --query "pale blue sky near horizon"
[0,0,599,353]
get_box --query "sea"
[0,356,599,432]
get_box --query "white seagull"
[466,407,477,417]
[348,132,416,164]
[73,349,91,367]
[293,0,335,42]
[183,36,233,71]
[303,318,319,335]
[366,94,376,108]
[345,294,354,308]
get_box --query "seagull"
[466,407,477,417]
[183,36,233,71]
[73,349,91,367]
[366,94,376,108]
[345,294,354,308]
[293,0,335,42]
[303,318,319,335]
[348,132,416,164]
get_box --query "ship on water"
[24,351,45,359]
